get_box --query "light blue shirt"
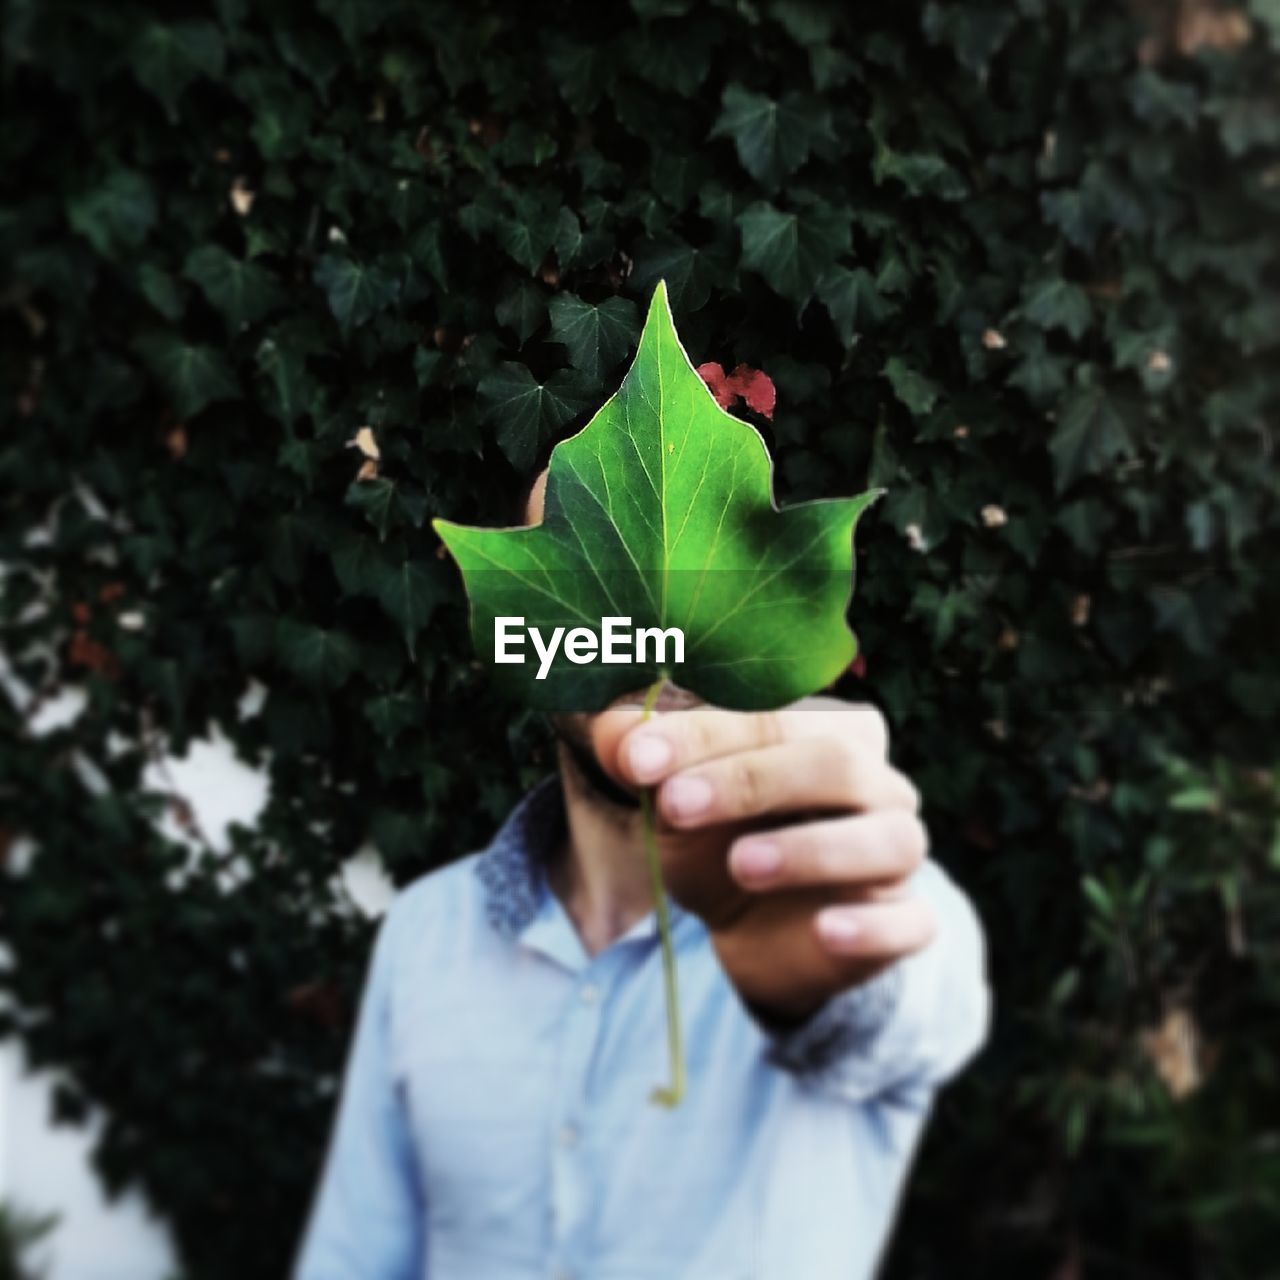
[292,777,989,1280]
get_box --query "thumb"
[588,701,650,791]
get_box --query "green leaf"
[134,333,239,418]
[131,22,225,120]
[1210,95,1280,157]
[275,619,359,687]
[313,255,400,337]
[1128,68,1199,130]
[737,200,851,305]
[184,245,289,330]
[1008,334,1069,406]
[873,147,966,200]
[256,328,320,425]
[363,689,422,742]
[370,806,427,864]
[494,194,560,273]
[1051,385,1136,492]
[548,294,640,379]
[496,281,547,344]
[883,356,940,416]
[923,4,1016,74]
[138,263,186,320]
[433,282,882,711]
[818,266,889,345]
[345,479,399,541]
[476,364,595,470]
[1022,277,1093,341]
[709,84,834,189]
[631,235,731,313]
[546,40,607,114]
[67,170,157,256]
[373,558,444,657]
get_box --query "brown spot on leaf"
[230,176,255,216]
[1140,1005,1210,1099]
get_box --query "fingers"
[813,896,937,963]
[599,697,891,790]
[653,736,920,828]
[728,810,928,891]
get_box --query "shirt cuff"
[745,964,905,1076]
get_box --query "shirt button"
[558,1123,580,1148]
[579,983,600,1005]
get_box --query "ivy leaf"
[138,263,186,320]
[1022,276,1093,341]
[134,333,239,418]
[344,478,417,541]
[922,4,1017,74]
[737,200,851,306]
[313,255,400,337]
[476,365,596,470]
[817,266,890,345]
[495,281,547,345]
[131,22,225,120]
[256,327,320,425]
[494,193,560,273]
[883,356,940,416]
[184,244,289,330]
[372,559,444,658]
[631,235,731,313]
[548,294,640,379]
[873,146,966,200]
[433,281,882,711]
[1051,384,1137,492]
[1008,334,1069,406]
[709,84,834,189]
[67,170,156,257]
[275,619,359,688]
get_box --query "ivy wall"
[1,1,1277,1277]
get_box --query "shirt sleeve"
[746,858,991,1105]
[290,896,425,1280]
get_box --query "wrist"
[741,991,828,1031]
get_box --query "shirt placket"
[545,963,613,1280]
[516,891,621,1280]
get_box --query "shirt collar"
[474,775,565,938]
[473,774,686,942]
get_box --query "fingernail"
[663,775,713,821]
[626,732,672,782]
[816,908,861,949]
[731,839,781,882]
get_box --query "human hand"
[592,696,936,1023]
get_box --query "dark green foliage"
[1,2,1277,1277]
[0,1203,58,1280]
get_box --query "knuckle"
[796,827,837,881]
[756,709,787,748]
[685,714,718,762]
[728,755,770,813]
[830,737,865,798]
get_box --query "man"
[292,468,990,1280]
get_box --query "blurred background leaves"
[1,0,1277,1277]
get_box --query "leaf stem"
[640,675,684,1107]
